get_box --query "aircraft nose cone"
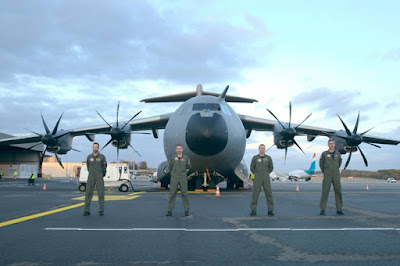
[350,134,363,146]
[283,127,296,139]
[185,113,228,156]
[42,134,57,146]
[111,127,123,140]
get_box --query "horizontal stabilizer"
[141,85,258,103]
[141,92,258,103]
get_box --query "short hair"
[259,144,266,148]
[176,144,183,147]
[328,139,335,143]
[93,142,100,147]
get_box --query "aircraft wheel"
[120,184,129,192]
[161,181,169,189]
[78,184,86,192]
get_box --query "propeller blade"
[129,144,142,157]
[39,147,47,168]
[24,128,42,137]
[54,132,70,139]
[116,101,120,128]
[288,102,292,128]
[353,112,360,134]
[344,151,352,170]
[295,113,312,129]
[52,112,64,135]
[54,153,64,169]
[358,146,368,167]
[336,114,352,136]
[128,132,151,135]
[96,111,112,128]
[122,110,142,130]
[284,139,288,164]
[266,143,275,152]
[293,139,306,156]
[101,138,114,151]
[360,127,374,136]
[117,140,120,162]
[26,142,42,150]
[266,109,286,129]
[366,142,381,148]
[41,114,50,134]
[71,148,81,152]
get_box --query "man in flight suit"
[319,139,343,215]
[166,144,191,217]
[83,142,107,216]
[250,144,274,216]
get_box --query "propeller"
[267,102,312,162]
[96,102,146,161]
[336,112,379,169]
[26,113,68,169]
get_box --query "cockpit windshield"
[192,103,221,111]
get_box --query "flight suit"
[167,155,191,212]
[84,153,107,213]
[319,150,343,212]
[250,154,274,212]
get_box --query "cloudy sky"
[1,0,399,172]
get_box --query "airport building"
[42,157,83,178]
[0,133,43,179]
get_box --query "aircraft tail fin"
[305,153,316,175]
[141,84,258,103]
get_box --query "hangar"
[0,133,43,179]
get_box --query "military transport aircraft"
[1,84,399,189]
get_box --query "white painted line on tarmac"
[43,227,400,232]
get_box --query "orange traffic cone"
[43,184,47,191]
[215,185,221,197]
[296,184,299,192]
[366,184,369,191]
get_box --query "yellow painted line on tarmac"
[0,192,144,228]
[72,192,145,201]
[0,203,84,228]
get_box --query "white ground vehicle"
[387,178,397,183]
[78,163,134,192]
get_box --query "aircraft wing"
[0,134,43,146]
[0,113,172,146]
[69,113,172,135]
[238,114,335,135]
[238,114,400,145]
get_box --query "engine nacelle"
[156,161,170,182]
[344,146,358,153]
[274,132,294,149]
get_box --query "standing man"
[250,144,274,216]
[28,173,35,186]
[166,144,191,217]
[0,169,3,179]
[13,170,18,180]
[83,142,107,216]
[319,139,343,215]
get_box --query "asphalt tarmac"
[1,178,400,265]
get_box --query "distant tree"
[138,161,148,170]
